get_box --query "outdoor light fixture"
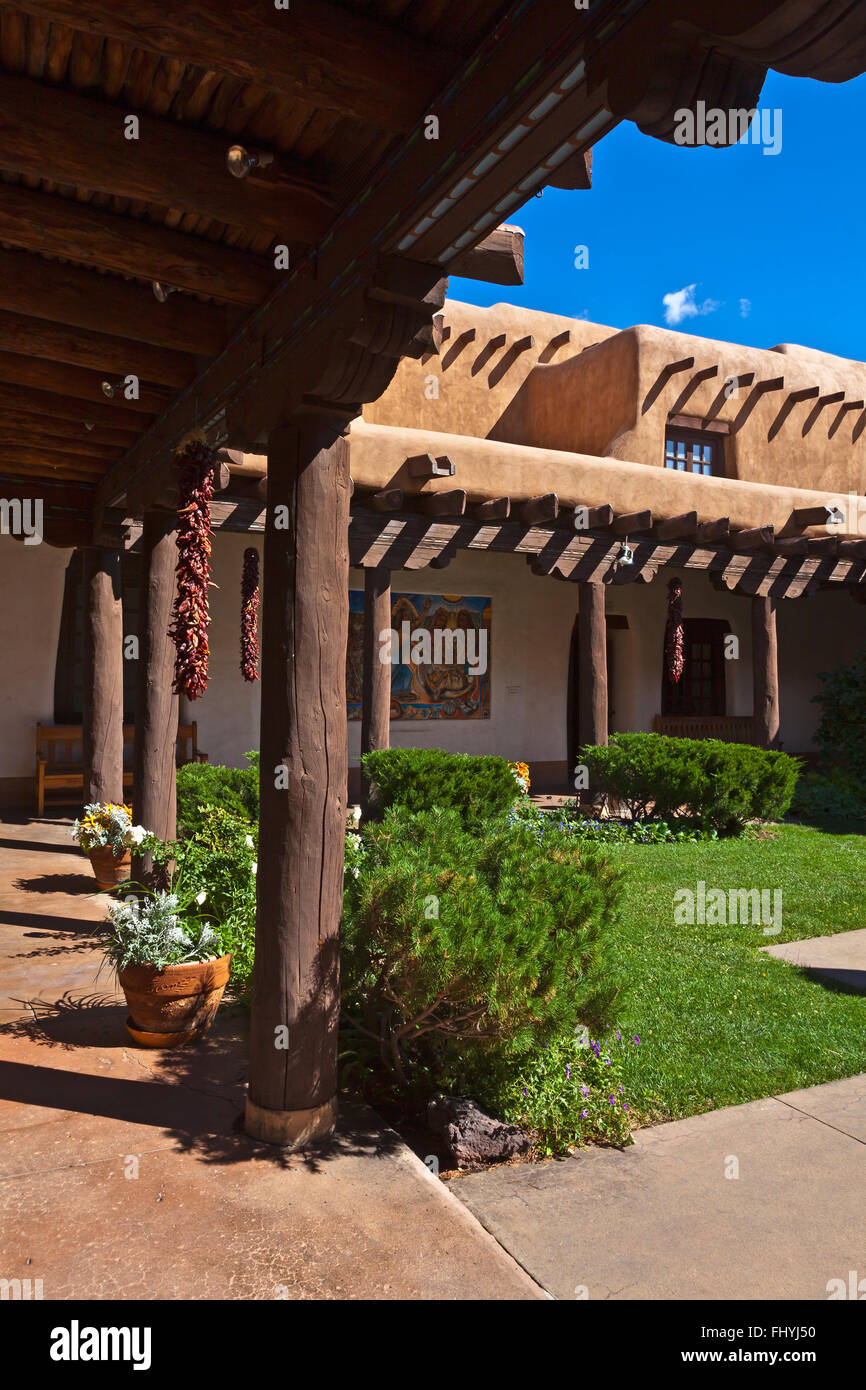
[618,540,635,566]
[152,280,178,302]
[101,380,120,399]
[226,144,275,179]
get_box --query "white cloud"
[739,297,752,319]
[662,283,721,327]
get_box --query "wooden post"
[132,510,178,878]
[245,412,351,1148]
[360,563,391,817]
[578,580,608,749]
[82,547,125,806]
[752,595,780,747]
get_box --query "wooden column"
[360,563,391,817]
[132,510,178,877]
[578,580,608,749]
[82,547,125,806]
[752,595,780,747]
[246,412,351,1148]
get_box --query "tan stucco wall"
[0,535,71,801]
[362,302,866,510]
[2,533,861,809]
[348,419,856,534]
[364,299,618,441]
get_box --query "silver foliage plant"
[103,891,220,971]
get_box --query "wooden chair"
[35,721,207,815]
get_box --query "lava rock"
[427,1095,532,1169]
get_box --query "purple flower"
[608,1096,615,1105]
[623,1104,629,1112]
[580,1085,589,1096]
[633,1036,640,1045]
[618,1085,623,1093]
[565,1064,571,1081]
[522,1086,527,1097]
[580,1110,588,1118]
[615,1031,621,1040]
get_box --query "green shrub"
[813,651,866,782]
[149,808,258,994]
[176,753,259,836]
[486,1028,637,1156]
[788,769,866,826]
[340,806,621,1097]
[361,747,519,829]
[581,732,799,832]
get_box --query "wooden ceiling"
[0,0,863,524]
[0,0,510,500]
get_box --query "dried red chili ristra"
[168,438,216,700]
[240,547,260,683]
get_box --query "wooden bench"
[35,722,207,815]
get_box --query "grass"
[603,823,866,1124]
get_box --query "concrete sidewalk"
[762,927,866,994]
[0,817,541,1300]
[450,1073,866,1300]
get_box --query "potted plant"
[72,803,147,889]
[101,887,231,1047]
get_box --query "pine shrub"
[581,732,799,832]
[340,806,621,1094]
[361,747,518,829]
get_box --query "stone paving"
[0,817,541,1300]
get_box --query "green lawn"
[604,823,866,1124]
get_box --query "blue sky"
[449,71,865,362]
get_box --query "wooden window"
[662,618,728,717]
[664,427,723,477]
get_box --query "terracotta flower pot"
[89,845,131,889]
[119,954,232,1047]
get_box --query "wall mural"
[347,591,491,720]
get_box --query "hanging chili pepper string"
[168,438,216,700]
[664,577,684,685]
[240,547,260,683]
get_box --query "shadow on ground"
[0,993,402,1174]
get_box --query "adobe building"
[6,294,864,809]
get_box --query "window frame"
[664,425,724,478]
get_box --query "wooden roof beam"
[0,350,170,414]
[0,183,275,307]
[0,387,142,439]
[0,309,199,388]
[0,247,229,357]
[449,226,525,287]
[0,73,334,243]
[731,525,775,552]
[10,0,455,134]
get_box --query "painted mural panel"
[347,591,491,721]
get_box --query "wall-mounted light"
[152,280,178,302]
[226,143,275,179]
[101,380,122,399]
[618,540,635,566]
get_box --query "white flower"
[251,861,257,876]
[352,807,361,822]
[196,890,207,905]
[244,834,254,848]
[128,825,147,846]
